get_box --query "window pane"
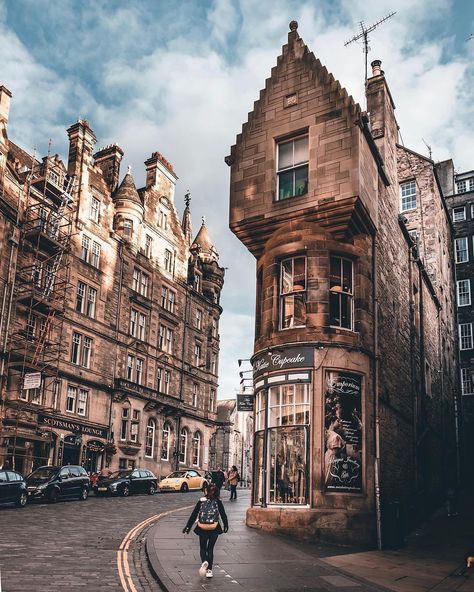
[329,292,340,326]
[340,292,351,329]
[281,259,293,294]
[330,257,341,289]
[278,141,293,170]
[267,426,307,505]
[342,259,353,293]
[253,432,265,505]
[278,170,294,200]
[293,137,308,165]
[294,165,308,196]
[293,257,306,290]
[293,294,306,326]
[281,295,294,329]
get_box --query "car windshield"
[166,472,186,478]
[27,467,58,481]
[108,470,132,479]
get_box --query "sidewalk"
[146,490,387,592]
[146,489,474,592]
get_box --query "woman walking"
[228,465,240,501]
[182,484,228,579]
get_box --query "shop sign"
[38,414,108,439]
[324,372,363,492]
[87,440,105,453]
[252,346,313,379]
[23,372,42,390]
[237,393,254,412]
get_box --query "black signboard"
[324,372,363,492]
[237,393,254,412]
[252,346,313,379]
[38,414,108,439]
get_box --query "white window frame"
[192,383,198,407]
[457,279,471,307]
[455,237,469,263]
[279,256,307,330]
[161,423,171,461]
[91,241,101,268]
[66,386,77,413]
[145,234,153,258]
[400,180,417,212]
[452,206,466,222]
[460,323,473,351]
[89,196,100,223]
[276,134,309,201]
[179,428,188,464]
[145,418,156,458]
[77,389,88,416]
[461,368,474,396]
[164,249,173,273]
[81,235,91,263]
[192,432,201,466]
[195,309,202,330]
[457,180,467,194]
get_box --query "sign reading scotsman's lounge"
[252,346,313,379]
[38,414,108,439]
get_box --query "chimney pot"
[371,60,382,77]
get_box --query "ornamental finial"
[289,20,298,32]
[127,164,132,175]
[184,190,191,208]
[201,215,206,226]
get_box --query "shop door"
[62,443,80,466]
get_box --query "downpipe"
[372,234,382,550]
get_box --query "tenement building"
[0,85,224,476]
[227,22,458,546]
[443,165,474,476]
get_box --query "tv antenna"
[345,12,396,82]
[467,34,473,42]
[422,138,432,160]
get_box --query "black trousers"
[199,532,219,569]
[230,484,237,499]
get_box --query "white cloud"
[1,0,473,399]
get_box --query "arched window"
[145,418,156,458]
[192,431,201,466]
[179,427,188,464]
[161,422,171,461]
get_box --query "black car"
[0,469,28,508]
[26,465,90,503]
[94,469,158,497]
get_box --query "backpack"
[198,499,219,530]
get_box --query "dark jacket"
[212,470,225,488]
[185,496,228,535]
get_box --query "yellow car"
[159,469,207,493]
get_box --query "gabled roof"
[228,21,360,160]
[113,171,142,205]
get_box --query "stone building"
[227,23,458,546]
[443,165,474,478]
[0,85,224,477]
[212,397,253,483]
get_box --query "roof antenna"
[344,12,396,83]
[467,34,473,41]
[422,138,432,160]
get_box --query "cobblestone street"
[0,490,202,592]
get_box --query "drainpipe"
[372,234,382,550]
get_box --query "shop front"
[248,345,374,545]
[38,414,108,471]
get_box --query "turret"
[189,218,224,303]
[112,167,144,243]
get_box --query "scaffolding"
[3,155,75,472]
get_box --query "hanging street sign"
[237,393,254,412]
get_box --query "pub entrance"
[62,435,81,465]
[84,440,104,473]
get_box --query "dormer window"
[277,135,308,200]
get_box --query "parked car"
[159,469,208,493]
[0,469,28,508]
[94,469,157,497]
[26,465,90,503]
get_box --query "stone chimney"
[144,151,178,194]
[93,144,124,192]
[66,119,97,178]
[366,59,398,177]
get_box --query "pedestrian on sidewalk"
[182,484,228,579]
[212,467,225,491]
[228,465,240,501]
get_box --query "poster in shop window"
[324,371,363,492]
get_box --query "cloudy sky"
[1,0,473,398]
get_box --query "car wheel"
[48,489,59,504]
[122,485,130,497]
[79,487,89,501]
[16,491,28,508]
[148,483,156,495]
[181,483,189,493]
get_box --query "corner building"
[0,86,224,477]
[227,23,458,546]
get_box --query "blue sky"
[1,0,473,397]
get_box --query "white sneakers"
[206,569,213,578]
[199,561,209,577]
